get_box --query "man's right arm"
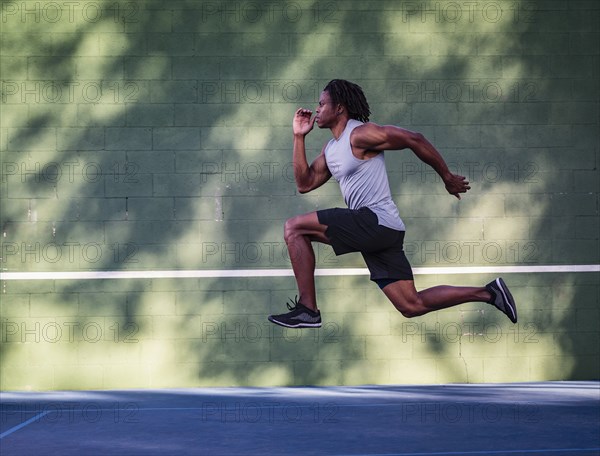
[293,139,331,194]
[292,108,331,193]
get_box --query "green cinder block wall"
[1,0,598,390]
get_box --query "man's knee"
[384,287,424,318]
[283,216,299,244]
[284,212,330,248]
[395,304,422,319]
[391,298,422,318]
[284,213,320,242]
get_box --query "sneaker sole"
[496,277,517,323]
[267,316,322,328]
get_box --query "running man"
[268,79,517,329]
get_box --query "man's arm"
[351,123,471,199]
[292,108,332,194]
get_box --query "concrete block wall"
[0,0,598,390]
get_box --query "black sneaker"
[486,277,517,323]
[268,296,322,328]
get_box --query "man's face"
[315,91,339,129]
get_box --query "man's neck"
[330,116,350,140]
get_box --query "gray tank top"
[324,119,405,231]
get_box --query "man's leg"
[381,280,491,318]
[283,211,331,311]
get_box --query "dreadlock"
[323,79,371,123]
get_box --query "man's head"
[322,79,371,123]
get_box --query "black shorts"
[317,207,414,286]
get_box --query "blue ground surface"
[1,382,599,455]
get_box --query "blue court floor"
[1,382,599,456]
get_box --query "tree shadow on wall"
[1,0,597,388]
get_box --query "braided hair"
[323,79,371,122]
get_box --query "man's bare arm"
[292,108,332,194]
[351,123,471,199]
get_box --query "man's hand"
[293,108,316,137]
[443,173,471,199]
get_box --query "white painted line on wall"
[1,265,599,281]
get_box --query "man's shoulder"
[350,121,384,136]
[349,121,386,149]
[349,119,367,129]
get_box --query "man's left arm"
[351,123,471,199]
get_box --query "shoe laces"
[286,295,301,311]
